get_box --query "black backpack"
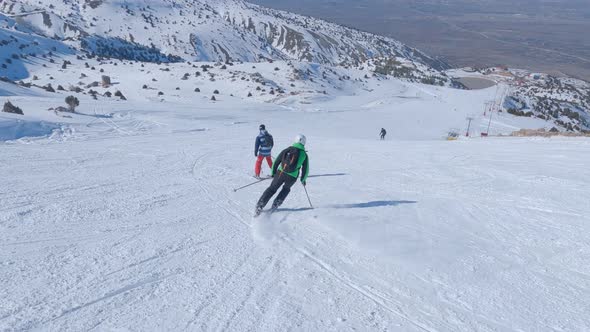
[281,147,300,173]
[262,133,273,148]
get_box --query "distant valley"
[250,0,590,81]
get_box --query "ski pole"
[303,184,314,209]
[233,177,269,192]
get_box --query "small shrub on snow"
[2,101,24,115]
[114,90,127,100]
[65,95,80,112]
[44,84,55,93]
[54,106,69,113]
[70,86,83,93]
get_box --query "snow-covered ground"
[2,76,590,330]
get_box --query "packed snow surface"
[1,78,590,331]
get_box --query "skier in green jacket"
[255,134,309,216]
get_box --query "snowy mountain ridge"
[1,0,589,133]
[0,0,448,71]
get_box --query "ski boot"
[254,205,263,217]
[270,200,282,213]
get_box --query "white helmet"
[294,134,306,146]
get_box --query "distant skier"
[380,128,387,140]
[255,134,309,216]
[254,124,274,178]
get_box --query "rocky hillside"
[495,69,590,133]
[446,67,590,133]
[0,0,448,70]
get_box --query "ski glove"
[302,181,306,186]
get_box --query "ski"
[254,206,263,217]
[253,207,278,218]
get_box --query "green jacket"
[271,143,309,182]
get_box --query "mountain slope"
[1,0,588,132]
[0,0,448,70]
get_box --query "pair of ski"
[254,206,278,218]
[252,175,276,217]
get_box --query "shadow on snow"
[276,200,417,212]
[307,173,348,178]
[328,200,417,209]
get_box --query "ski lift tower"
[465,117,474,137]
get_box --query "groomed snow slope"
[1,83,590,331]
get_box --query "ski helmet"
[294,134,306,146]
[259,124,265,130]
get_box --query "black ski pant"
[256,173,297,209]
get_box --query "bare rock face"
[2,101,24,115]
